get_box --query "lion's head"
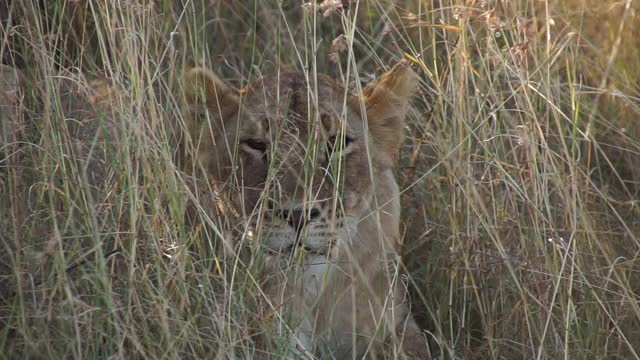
[183,61,416,256]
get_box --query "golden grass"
[1,0,638,358]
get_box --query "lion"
[182,60,429,359]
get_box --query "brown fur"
[183,61,429,359]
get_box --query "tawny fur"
[183,60,428,359]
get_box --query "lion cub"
[183,61,428,359]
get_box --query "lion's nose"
[278,207,321,231]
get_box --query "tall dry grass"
[1,0,639,358]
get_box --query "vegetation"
[1,0,639,358]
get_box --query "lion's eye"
[241,139,268,155]
[326,135,353,155]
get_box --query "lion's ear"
[362,60,418,160]
[182,67,240,175]
[183,67,240,127]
